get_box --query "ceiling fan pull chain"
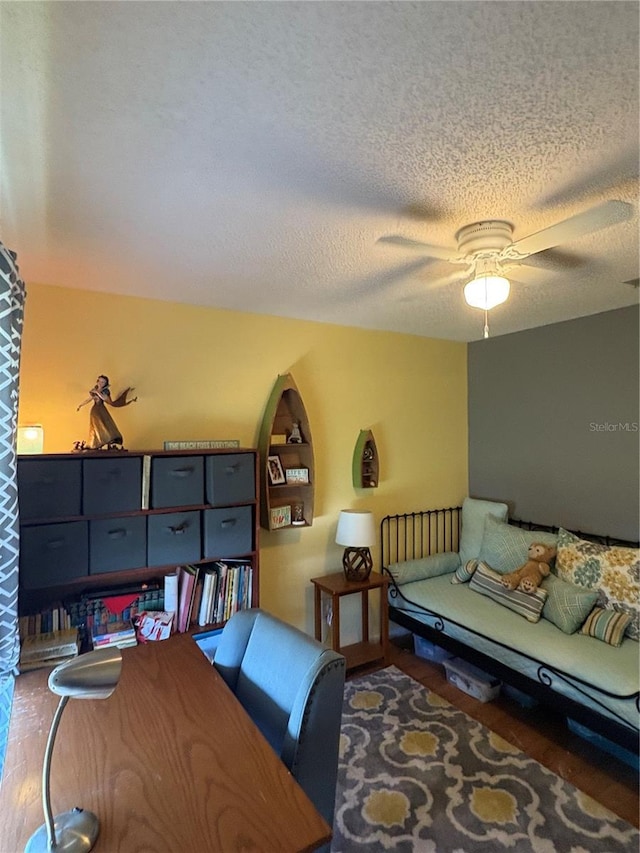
[483,309,490,339]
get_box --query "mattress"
[390,572,639,730]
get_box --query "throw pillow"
[459,498,509,565]
[386,550,460,586]
[478,515,558,575]
[555,528,640,641]
[541,574,599,634]
[451,559,479,584]
[469,561,548,623]
[580,607,632,647]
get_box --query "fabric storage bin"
[413,634,453,663]
[203,505,253,558]
[567,718,639,771]
[150,455,204,509]
[502,683,539,710]
[19,521,88,589]
[147,510,201,566]
[83,456,142,515]
[89,515,147,574]
[205,453,255,506]
[442,657,501,703]
[18,457,82,520]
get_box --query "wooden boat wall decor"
[257,373,315,530]
[353,429,379,489]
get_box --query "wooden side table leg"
[313,585,322,642]
[361,590,370,643]
[332,593,341,653]
[380,582,389,665]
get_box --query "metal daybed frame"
[381,506,640,753]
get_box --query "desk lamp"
[25,647,123,853]
[336,509,376,581]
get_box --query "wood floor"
[352,639,640,829]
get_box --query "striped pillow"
[451,559,478,584]
[580,607,631,647]
[469,561,548,623]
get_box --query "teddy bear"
[501,542,557,594]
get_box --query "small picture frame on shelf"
[267,455,286,485]
[270,505,291,529]
[285,467,309,485]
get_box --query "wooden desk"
[311,571,389,672]
[0,633,331,852]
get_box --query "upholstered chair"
[213,608,346,850]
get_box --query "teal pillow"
[386,550,460,585]
[478,516,558,576]
[541,574,599,634]
[469,561,548,623]
[459,498,508,565]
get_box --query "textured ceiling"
[1,1,638,341]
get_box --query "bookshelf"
[17,448,260,647]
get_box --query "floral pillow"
[555,528,640,640]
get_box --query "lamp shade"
[17,424,44,454]
[49,646,122,700]
[335,510,375,547]
[463,274,510,310]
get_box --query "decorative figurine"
[287,421,303,443]
[292,502,305,526]
[76,374,137,450]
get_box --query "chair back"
[214,608,346,841]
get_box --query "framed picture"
[285,467,309,485]
[267,455,286,485]
[270,505,291,530]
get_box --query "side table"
[311,571,389,672]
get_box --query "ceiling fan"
[378,199,633,336]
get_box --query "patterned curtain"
[0,242,25,778]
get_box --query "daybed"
[381,499,640,753]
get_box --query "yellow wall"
[18,283,468,639]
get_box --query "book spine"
[164,571,179,620]
[21,642,79,661]
[141,454,151,510]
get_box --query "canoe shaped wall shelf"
[257,373,315,530]
[353,430,379,489]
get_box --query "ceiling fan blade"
[423,266,473,290]
[507,248,584,271]
[510,200,633,258]
[377,235,458,262]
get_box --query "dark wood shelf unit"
[17,448,260,631]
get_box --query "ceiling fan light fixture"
[464,274,510,310]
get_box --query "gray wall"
[468,306,639,541]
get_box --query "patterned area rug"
[332,666,638,852]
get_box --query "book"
[198,567,219,626]
[141,454,151,510]
[91,619,136,648]
[177,565,199,632]
[164,571,179,619]
[214,563,229,624]
[20,628,79,662]
[20,652,79,672]
[93,635,138,650]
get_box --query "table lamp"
[25,646,123,853]
[336,509,376,581]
